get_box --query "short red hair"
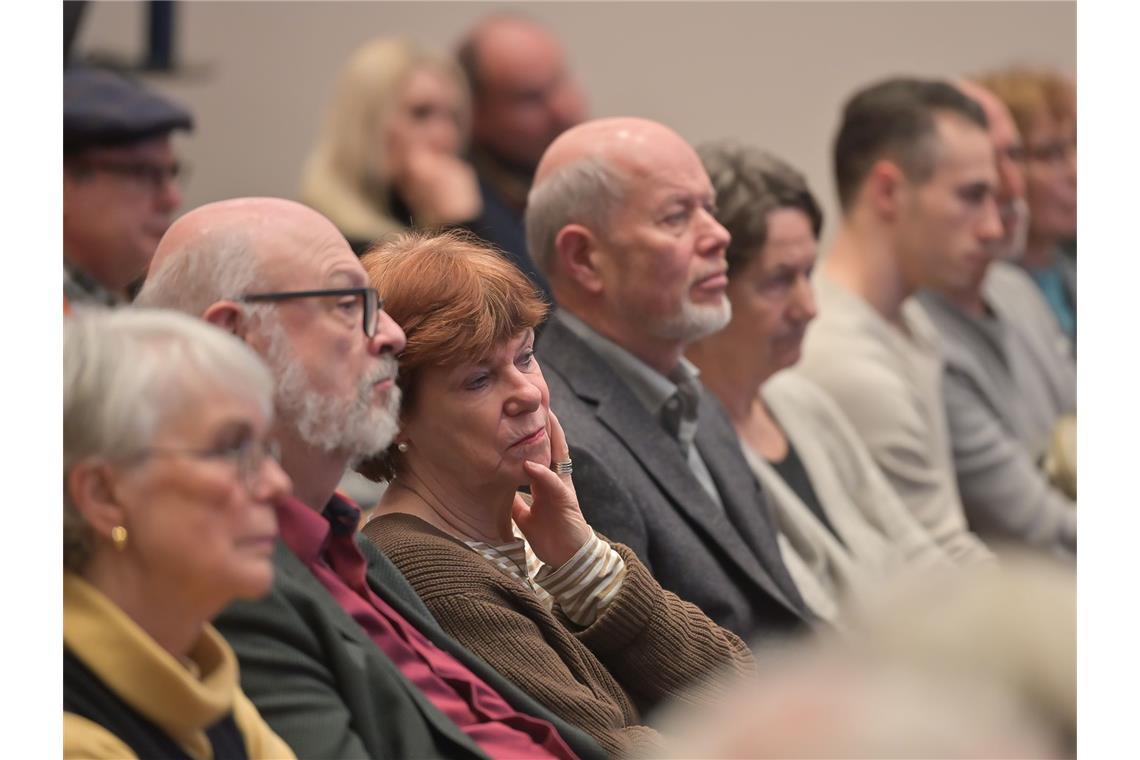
[357,229,548,481]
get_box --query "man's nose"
[370,309,407,356]
[978,197,1004,241]
[698,208,731,256]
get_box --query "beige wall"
[73,1,1075,242]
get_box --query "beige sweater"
[797,273,991,565]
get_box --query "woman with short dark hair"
[686,141,954,623]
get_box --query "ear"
[864,159,907,221]
[554,224,606,295]
[203,300,250,339]
[67,461,129,543]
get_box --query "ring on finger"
[552,459,573,476]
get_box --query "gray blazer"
[213,536,607,760]
[918,261,1077,553]
[536,313,810,642]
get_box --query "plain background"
[72,0,1075,244]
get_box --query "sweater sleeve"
[422,586,664,758]
[574,542,757,711]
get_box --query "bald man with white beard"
[528,118,816,642]
[135,198,606,760]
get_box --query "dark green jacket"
[214,536,606,760]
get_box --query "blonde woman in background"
[301,38,481,254]
[63,308,295,759]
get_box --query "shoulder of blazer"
[535,312,619,405]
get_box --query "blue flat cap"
[64,66,194,154]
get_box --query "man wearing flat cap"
[63,67,193,308]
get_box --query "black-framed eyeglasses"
[240,287,382,338]
[136,439,281,492]
[77,159,189,192]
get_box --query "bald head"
[137,197,359,318]
[151,197,345,275]
[461,14,585,172]
[956,80,1022,157]
[528,116,730,371]
[535,117,694,185]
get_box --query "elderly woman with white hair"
[301,37,481,254]
[63,308,295,759]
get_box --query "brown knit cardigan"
[363,512,756,758]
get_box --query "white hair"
[63,307,276,572]
[134,228,262,314]
[258,308,401,461]
[524,155,626,277]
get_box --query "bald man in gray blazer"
[526,117,813,641]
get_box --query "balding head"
[138,197,357,317]
[526,117,731,373]
[459,14,585,172]
[956,79,1028,257]
[535,117,692,184]
[137,197,407,495]
[527,117,703,279]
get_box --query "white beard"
[652,295,733,345]
[261,317,401,461]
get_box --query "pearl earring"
[397,441,409,453]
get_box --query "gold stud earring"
[110,526,128,552]
[397,441,409,453]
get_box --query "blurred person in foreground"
[916,80,1076,554]
[796,77,998,564]
[357,231,756,756]
[64,308,294,759]
[135,198,605,760]
[457,14,588,299]
[656,551,1075,758]
[526,116,816,641]
[686,141,953,624]
[979,67,1077,348]
[301,38,480,255]
[64,66,192,309]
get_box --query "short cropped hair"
[976,67,1076,140]
[64,308,275,573]
[833,77,988,212]
[525,154,626,277]
[697,141,823,279]
[357,230,548,481]
[134,228,262,316]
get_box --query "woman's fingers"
[547,410,572,482]
[525,458,564,497]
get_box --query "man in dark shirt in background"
[458,14,587,301]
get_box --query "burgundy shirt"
[276,492,576,760]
